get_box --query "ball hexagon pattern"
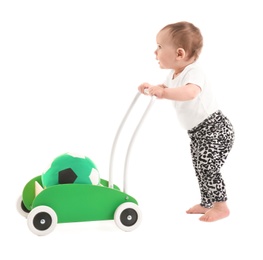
[41,153,100,188]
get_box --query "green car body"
[22,175,138,223]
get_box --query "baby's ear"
[176,48,186,59]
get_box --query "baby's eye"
[157,44,162,49]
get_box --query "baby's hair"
[161,21,203,61]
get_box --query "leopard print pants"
[188,110,235,208]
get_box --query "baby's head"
[160,21,203,61]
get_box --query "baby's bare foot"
[199,202,230,222]
[186,204,211,214]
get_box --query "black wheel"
[114,202,142,231]
[16,195,30,218]
[27,206,57,236]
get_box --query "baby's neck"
[173,59,196,78]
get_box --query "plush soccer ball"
[41,153,100,188]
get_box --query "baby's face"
[154,29,178,69]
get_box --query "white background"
[1,0,262,259]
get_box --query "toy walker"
[16,92,155,235]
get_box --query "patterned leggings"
[188,110,235,208]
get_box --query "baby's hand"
[148,85,165,98]
[138,82,153,95]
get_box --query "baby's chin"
[157,62,166,69]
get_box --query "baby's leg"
[187,111,234,221]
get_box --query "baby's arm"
[149,83,201,100]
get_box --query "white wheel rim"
[27,206,57,236]
[16,195,29,218]
[114,202,142,232]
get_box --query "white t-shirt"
[164,62,219,130]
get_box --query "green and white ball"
[41,153,100,188]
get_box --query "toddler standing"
[138,21,235,222]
